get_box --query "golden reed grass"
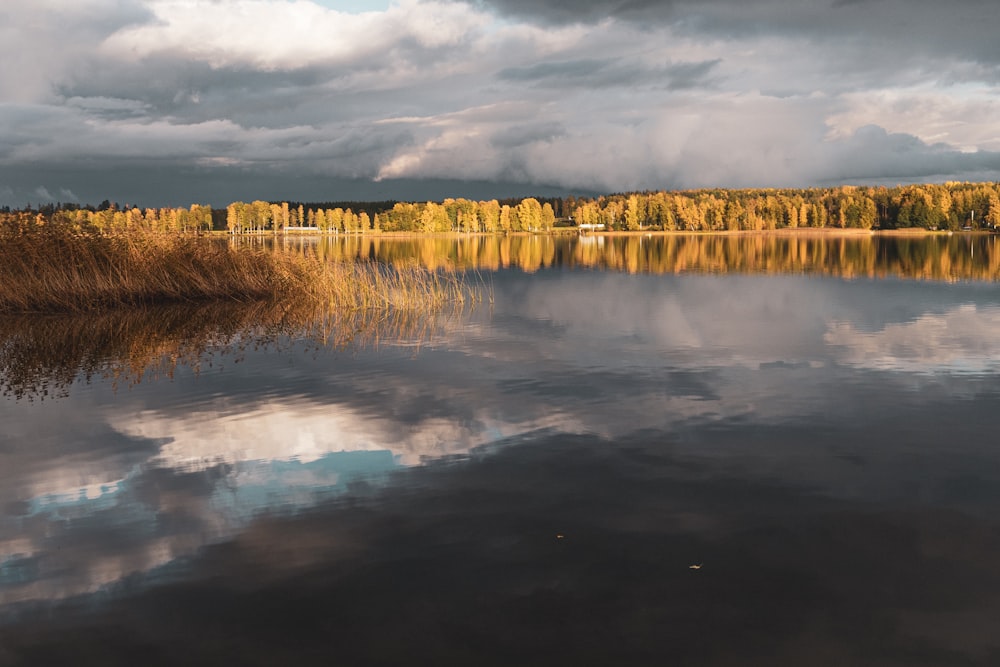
[0,221,481,399]
[0,221,478,313]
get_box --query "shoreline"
[219,227,994,238]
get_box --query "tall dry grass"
[0,222,479,313]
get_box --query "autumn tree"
[479,200,500,233]
[540,202,556,231]
[516,198,543,232]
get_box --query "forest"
[2,181,999,234]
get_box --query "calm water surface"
[2,235,1000,665]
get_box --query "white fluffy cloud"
[827,87,1000,152]
[100,0,486,71]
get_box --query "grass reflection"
[0,299,460,401]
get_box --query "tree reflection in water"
[3,234,1000,665]
[275,232,1000,281]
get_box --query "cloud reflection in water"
[2,266,1000,664]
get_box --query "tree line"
[570,182,1000,231]
[0,204,215,233]
[2,182,999,233]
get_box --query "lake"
[2,233,1000,665]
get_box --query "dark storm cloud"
[489,121,567,148]
[497,57,720,90]
[498,58,620,83]
[56,37,471,130]
[664,59,723,90]
[56,58,333,126]
[0,0,154,104]
[462,0,679,25]
[822,125,1000,183]
[467,0,999,44]
[0,164,578,209]
[468,0,1000,81]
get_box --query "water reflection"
[0,300,452,401]
[826,303,1000,374]
[3,242,1000,664]
[270,232,1000,281]
[0,301,473,609]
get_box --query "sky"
[1,0,999,208]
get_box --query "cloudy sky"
[2,0,1000,207]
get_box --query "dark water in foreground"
[2,235,1000,665]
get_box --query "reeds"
[0,222,479,314]
[0,221,482,399]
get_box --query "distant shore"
[587,227,991,237]
[223,227,993,238]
